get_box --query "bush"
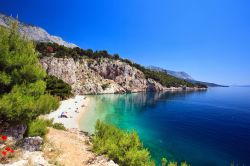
[162,157,167,166]
[27,119,49,137]
[168,162,178,166]
[45,75,72,100]
[92,120,155,166]
[27,119,66,137]
[180,161,189,166]
[52,123,66,131]
[113,54,120,59]
[161,157,189,166]
[101,83,110,90]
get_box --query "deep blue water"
[79,87,250,166]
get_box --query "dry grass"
[43,127,112,166]
[42,134,63,166]
[44,127,92,166]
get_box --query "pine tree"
[0,22,59,124]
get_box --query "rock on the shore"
[40,57,165,94]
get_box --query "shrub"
[161,157,190,166]
[45,75,72,100]
[113,54,120,59]
[52,123,66,131]
[92,120,155,166]
[27,119,49,137]
[27,119,66,137]
[162,157,167,166]
[101,83,110,90]
[168,161,177,166]
[181,161,189,166]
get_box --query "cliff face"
[40,57,165,94]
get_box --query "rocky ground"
[43,128,117,166]
[2,128,117,166]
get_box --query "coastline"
[77,96,91,128]
[46,87,206,130]
[46,95,89,130]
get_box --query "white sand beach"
[46,95,89,129]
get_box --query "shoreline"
[46,95,89,130]
[46,88,206,130]
[77,96,91,129]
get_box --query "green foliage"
[101,83,110,90]
[36,42,114,60]
[161,157,189,166]
[0,78,59,124]
[168,161,178,166]
[27,119,49,137]
[27,119,66,137]
[162,157,167,166]
[52,123,66,131]
[180,161,189,166]
[0,23,59,125]
[92,120,155,166]
[113,54,120,59]
[142,68,194,88]
[45,75,72,100]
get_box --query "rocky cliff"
[41,57,165,94]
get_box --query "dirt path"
[44,128,117,166]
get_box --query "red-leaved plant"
[0,135,15,164]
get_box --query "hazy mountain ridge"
[147,66,227,87]
[147,66,194,80]
[0,13,77,48]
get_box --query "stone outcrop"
[23,136,43,152]
[40,57,165,94]
[4,151,50,166]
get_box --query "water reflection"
[80,90,207,133]
[90,90,207,113]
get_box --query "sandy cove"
[46,95,89,130]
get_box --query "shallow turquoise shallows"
[79,87,250,166]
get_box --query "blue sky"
[1,0,249,85]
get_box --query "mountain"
[0,13,77,48]
[187,80,228,87]
[231,85,250,87]
[147,66,194,80]
[147,66,227,87]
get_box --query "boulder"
[23,136,43,152]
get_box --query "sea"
[79,87,250,166]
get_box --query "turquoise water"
[79,87,250,166]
